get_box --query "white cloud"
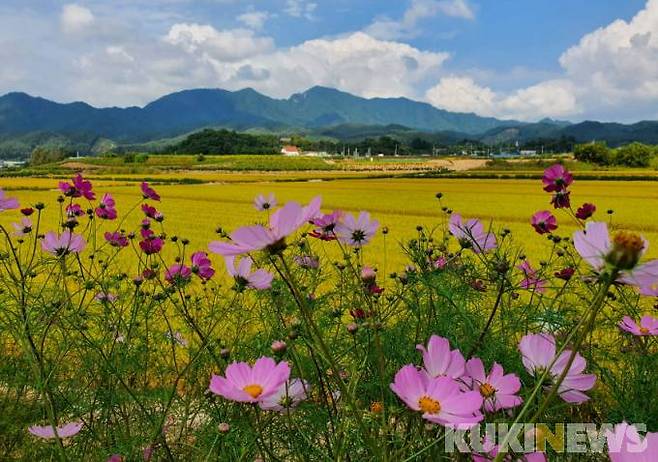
[366,0,474,40]
[164,23,274,61]
[237,10,269,29]
[60,4,95,33]
[284,0,317,20]
[426,77,578,120]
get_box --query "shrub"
[573,142,610,165]
[612,142,655,167]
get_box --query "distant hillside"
[0,87,516,148]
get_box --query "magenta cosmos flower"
[139,230,164,255]
[259,378,309,412]
[607,422,658,462]
[417,335,465,379]
[141,182,160,201]
[209,197,321,256]
[59,174,95,200]
[619,315,658,336]
[334,211,379,247]
[191,251,215,280]
[28,421,83,439]
[464,358,522,413]
[254,193,276,211]
[209,356,291,403]
[573,222,658,285]
[542,164,573,193]
[517,260,547,293]
[42,230,86,256]
[105,231,129,248]
[66,203,84,217]
[95,193,117,220]
[576,202,596,220]
[449,214,497,253]
[225,256,273,290]
[530,210,558,235]
[0,188,19,212]
[390,366,483,427]
[519,333,596,404]
[309,210,343,241]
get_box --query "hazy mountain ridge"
[1,86,658,158]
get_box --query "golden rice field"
[2,174,657,272]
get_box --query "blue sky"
[1,0,657,122]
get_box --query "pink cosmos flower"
[42,230,86,256]
[28,421,83,439]
[576,202,596,220]
[107,455,123,462]
[259,379,309,412]
[0,188,19,211]
[165,264,192,284]
[141,182,160,201]
[66,203,84,217]
[542,164,573,193]
[573,222,658,286]
[254,193,276,211]
[12,218,32,237]
[209,197,321,256]
[309,210,343,241]
[294,255,320,269]
[191,251,215,280]
[449,214,497,253]
[94,292,117,303]
[390,366,483,427]
[619,315,658,336]
[607,422,658,462]
[334,211,379,247]
[225,256,273,290]
[464,358,522,413]
[105,231,129,248]
[59,174,95,200]
[209,357,291,403]
[517,260,547,293]
[519,333,596,404]
[95,193,117,220]
[530,210,558,235]
[416,335,465,380]
[434,256,448,269]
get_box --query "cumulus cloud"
[164,23,274,61]
[426,77,578,120]
[366,0,474,40]
[60,4,95,33]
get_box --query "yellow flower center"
[418,395,441,414]
[243,384,263,399]
[370,401,384,414]
[479,383,496,398]
[640,327,650,335]
[612,231,645,253]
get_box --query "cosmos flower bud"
[606,231,645,270]
[271,340,287,353]
[218,422,230,433]
[346,322,358,334]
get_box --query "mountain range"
[1,86,658,158]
